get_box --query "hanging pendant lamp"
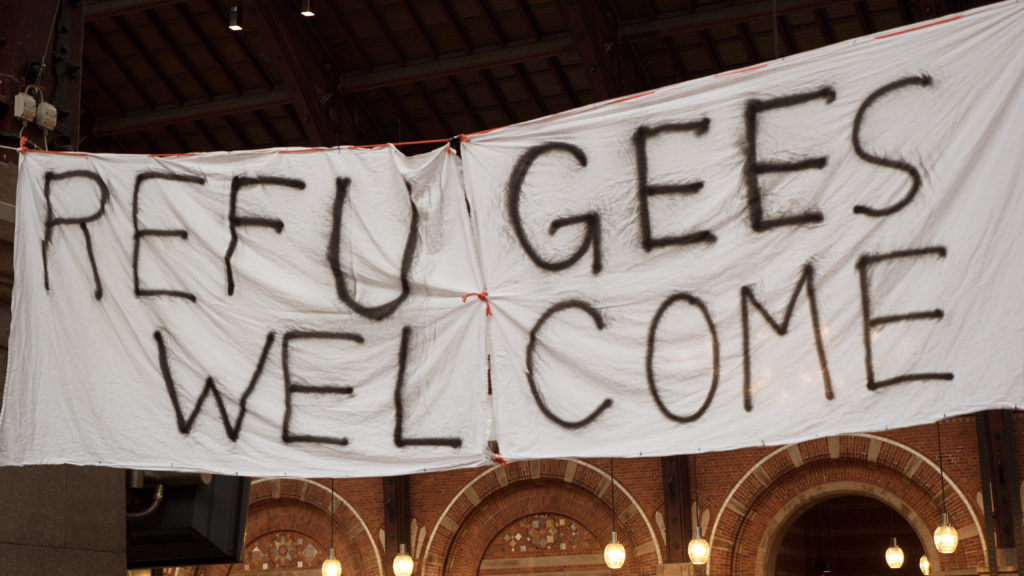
[322,478,342,576]
[919,553,931,575]
[393,543,414,576]
[687,455,710,565]
[885,537,905,569]
[604,459,626,569]
[932,421,959,554]
[884,507,904,569]
[228,5,243,31]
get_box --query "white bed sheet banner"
[0,145,493,476]
[2,1,1024,475]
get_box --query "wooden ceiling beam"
[194,119,223,150]
[93,89,291,135]
[514,0,542,40]
[779,14,798,55]
[225,114,255,149]
[85,23,157,111]
[204,0,274,89]
[85,0,186,21]
[112,15,184,105]
[559,0,644,101]
[253,109,285,146]
[382,89,423,141]
[358,0,406,64]
[546,57,581,108]
[699,29,724,72]
[256,0,345,147]
[83,68,126,114]
[414,82,453,136]
[815,8,837,43]
[143,9,214,99]
[338,36,574,93]
[620,0,852,41]
[446,76,484,132]
[512,63,548,116]
[737,22,761,63]
[473,0,506,48]
[316,0,373,71]
[438,0,473,54]
[176,3,244,95]
[854,1,875,33]
[478,69,515,124]
[165,124,190,152]
[399,0,438,59]
[662,37,687,83]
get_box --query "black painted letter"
[281,330,363,445]
[329,177,418,321]
[634,120,716,251]
[394,326,463,448]
[527,300,612,429]
[42,170,111,300]
[852,74,933,217]
[646,292,719,423]
[508,143,602,274]
[744,87,836,231]
[225,176,305,295]
[154,330,275,441]
[133,172,206,302]
[741,264,833,411]
[856,247,953,390]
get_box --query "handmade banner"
[464,1,1024,459]
[0,145,493,476]
[2,1,1023,476]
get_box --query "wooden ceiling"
[77,0,987,154]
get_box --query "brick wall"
[173,416,1018,576]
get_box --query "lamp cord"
[937,421,948,514]
[610,459,616,533]
[693,455,699,532]
[330,477,335,549]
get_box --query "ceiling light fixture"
[393,543,413,576]
[885,537,905,569]
[604,459,626,570]
[919,553,931,575]
[933,421,959,554]
[301,0,315,17]
[322,478,342,576]
[687,455,710,565]
[228,5,243,31]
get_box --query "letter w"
[741,264,832,412]
[154,330,275,441]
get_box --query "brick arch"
[185,478,383,576]
[422,459,662,576]
[757,482,935,576]
[709,434,985,576]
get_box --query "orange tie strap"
[462,291,492,316]
[19,136,28,151]
[490,452,508,467]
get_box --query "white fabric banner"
[2,1,1024,475]
[464,1,1024,459]
[0,145,493,476]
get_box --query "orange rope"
[875,15,962,39]
[462,291,492,316]
[347,137,451,149]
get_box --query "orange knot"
[19,136,28,151]
[462,291,492,316]
[490,452,508,467]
